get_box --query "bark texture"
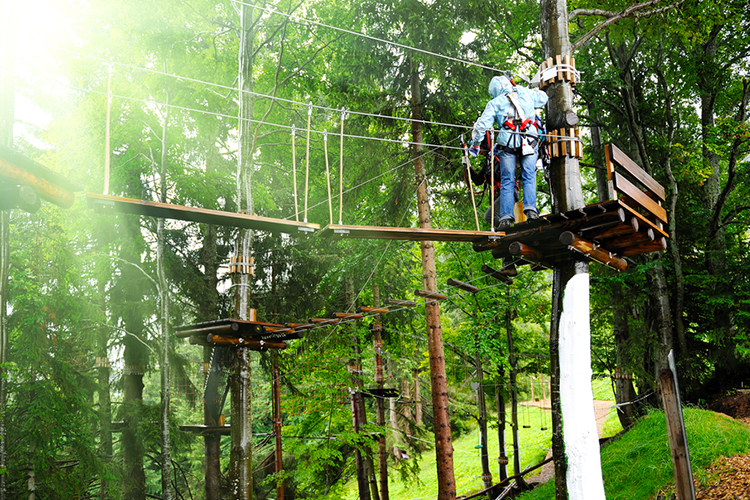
[411,61,455,499]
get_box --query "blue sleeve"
[471,100,498,145]
[532,89,548,108]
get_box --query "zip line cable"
[230,0,505,74]
[51,47,473,131]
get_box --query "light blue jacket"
[471,76,548,149]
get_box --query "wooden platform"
[320,223,498,243]
[472,199,667,270]
[87,193,320,234]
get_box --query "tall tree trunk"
[96,248,113,500]
[540,1,604,498]
[410,59,455,500]
[201,134,222,500]
[612,283,637,428]
[0,3,16,497]
[373,284,389,500]
[495,366,507,482]
[505,306,522,483]
[475,344,492,492]
[348,277,371,500]
[121,213,149,500]
[413,369,422,427]
[229,3,256,498]
[157,93,173,500]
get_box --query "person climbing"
[469,74,548,231]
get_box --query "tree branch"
[571,0,684,53]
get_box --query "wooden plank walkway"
[472,199,667,271]
[320,223,498,243]
[86,193,320,234]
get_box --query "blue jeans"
[484,147,538,224]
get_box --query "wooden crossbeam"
[357,306,389,314]
[414,289,447,300]
[206,334,287,349]
[481,264,513,285]
[332,312,364,320]
[559,232,627,271]
[87,193,320,234]
[386,299,417,308]
[446,278,479,294]
[320,223,495,242]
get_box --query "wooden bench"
[604,144,668,239]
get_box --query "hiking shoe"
[524,209,539,220]
[496,218,514,232]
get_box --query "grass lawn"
[517,407,750,499]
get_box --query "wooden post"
[658,353,695,500]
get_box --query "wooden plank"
[86,193,320,234]
[606,144,666,201]
[603,144,617,200]
[613,172,668,223]
[320,223,493,242]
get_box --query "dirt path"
[525,400,614,484]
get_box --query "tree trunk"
[410,58,456,500]
[505,306,522,483]
[413,369,422,427]
[96,249,113,500]
[121,212,149,500]
[347,278,371,500]
[157,90,173,500]
[540,1,604,497]
[612,283,638,429]
[0,4,16,497]
[495,366,508,482]
[201,132,222,500]
[373,284,389,500]
[229,3,256,497]
[229,346,252,500]
[475,345,492,492]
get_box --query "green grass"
[517,408,750,500]
[325,380,624,500]
[326,405,554,500]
